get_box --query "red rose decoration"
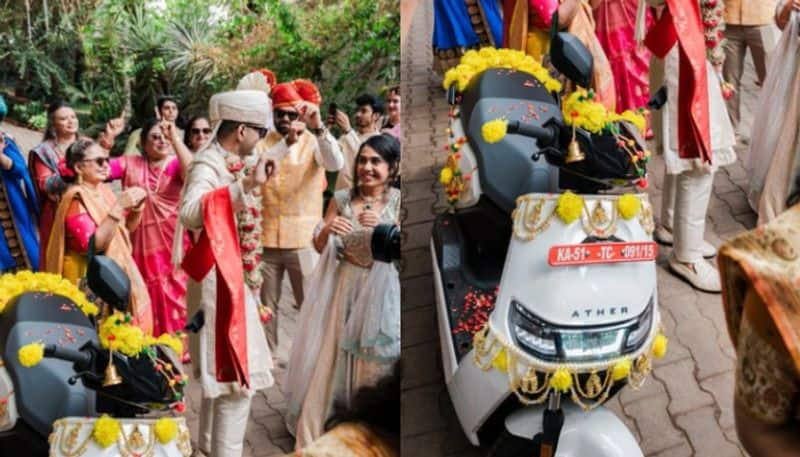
[243,223,256,232]
[228,162,245,173]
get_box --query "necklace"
[361,193,383,210]
[145,157,169,193]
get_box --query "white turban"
[199,90,273,151]
[236,71,275,130]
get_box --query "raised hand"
[335,110,351,133]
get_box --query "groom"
[178,90,276,457]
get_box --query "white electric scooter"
[431,33,667,456]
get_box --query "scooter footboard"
[505,403,643,457]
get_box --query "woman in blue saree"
[433,0,504,72]
[0,97,40,271]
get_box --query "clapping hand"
[117,187,146,210]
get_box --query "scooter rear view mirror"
[87,255,130,313]
[550,32,593,89]
[648,86,668,110]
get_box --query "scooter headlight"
[510,296,655,363]
[510,301,558,358]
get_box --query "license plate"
[548,241,657,267]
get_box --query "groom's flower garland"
[225,155,273,324]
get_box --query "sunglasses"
[82,157,110,167]
[244,124,269,139]
[191,128,212,135]
[274,109,299,121]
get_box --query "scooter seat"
[0,293,96,438]
[459,69,561,212]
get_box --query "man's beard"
[276,122,291,136]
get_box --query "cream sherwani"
[179,144,274,457]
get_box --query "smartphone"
[328,103,338,117]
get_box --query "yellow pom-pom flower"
[652,334,668,359]
[92,415,121,449]
[439,167,454,185]
[99,311,146,357]
[562,90,608,133]
[481,118,508,144]
[549,368,573,393]
[556,191,584,225]
[156,334,184,356]
[617,194,642,220]
[611,358,632,381]
[18,342,44,368]
[154,417,178,444]
[491,349,508,373]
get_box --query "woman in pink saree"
[110,119,193,343]
[594,0,653,119]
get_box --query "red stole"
[644,0,712,163]
[182,187,249,387]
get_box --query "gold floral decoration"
[473,322,668,411]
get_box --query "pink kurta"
[111,157,190,336]
[595,0,653,112]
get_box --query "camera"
[371,224,401,263]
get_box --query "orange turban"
[271,82,303,109]
[293,79,322,106]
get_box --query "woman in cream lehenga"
[284,134,401,449]
[45,138,153,333]
[746,0,800,225]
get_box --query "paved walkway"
[400,2,761,456]
[1,120,300,457]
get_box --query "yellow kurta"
[258,130,325,249]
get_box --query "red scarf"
[182,187,249,387]
[644,0,712,163]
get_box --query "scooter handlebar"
[44,344,92,368]
[506,120,558,146]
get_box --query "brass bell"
[565,139,586,163]
[103,351,122,387]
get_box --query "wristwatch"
[309,126,326,136]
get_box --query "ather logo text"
[571,307,629,319]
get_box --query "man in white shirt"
[331,93,383,190]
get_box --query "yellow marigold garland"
[562,89,646,135]
[555,191,584,225]
[443,48,562,93]
[611,358,632,381]
[481,118,508,144]
[0,271,98,317]
[439,167,453,185]
[18,342,44,367]
[652,334,668,359]
[550,368,573,393]
[154,417,179,444]
[617,194,642,220]
[99,311,147,357]
[92,415,121,449]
